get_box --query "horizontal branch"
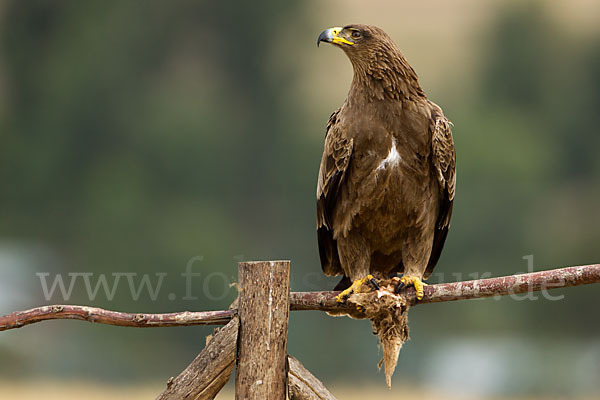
[0,305,236,331]
[1,264,598,332]
[291,263,600,312]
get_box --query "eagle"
[316,24,456,302]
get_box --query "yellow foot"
[399,276,428,300]
[336,274,378,303]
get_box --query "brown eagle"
[316,24,456,301]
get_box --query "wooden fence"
[1,261,599,399]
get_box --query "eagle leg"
[396,275,428,300]
[335,274,378,303]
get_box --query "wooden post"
[156,316,239,400]
[235,261,290,400]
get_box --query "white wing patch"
[377,138,401,171]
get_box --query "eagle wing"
[316,109,353,276]
[424,108,456,278]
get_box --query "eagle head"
[317,24,422,99]
[317,24,393,61]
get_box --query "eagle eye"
[351,30,361,39]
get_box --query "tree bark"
[235,261,290,400]
[156,316,239,400]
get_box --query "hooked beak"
[317,27,355,47]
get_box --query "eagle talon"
[394,281,405,294]
[399,276,427,300]
[369,277,380,290]
[335,291,351,303]
[335,274,377,303]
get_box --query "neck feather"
[348,43,425,102]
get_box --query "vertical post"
[235,260,290,400]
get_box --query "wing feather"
[425,107,456,278]
[316,109,353,276]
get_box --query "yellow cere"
[331,27,355,46]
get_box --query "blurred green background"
[0,0,599,398]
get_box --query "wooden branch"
[1,264,598,332]
[156,316,239,400]
[0,305,235,331]
[288,355,338,400]
[235,261,290,400]
[290,263,600,312]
